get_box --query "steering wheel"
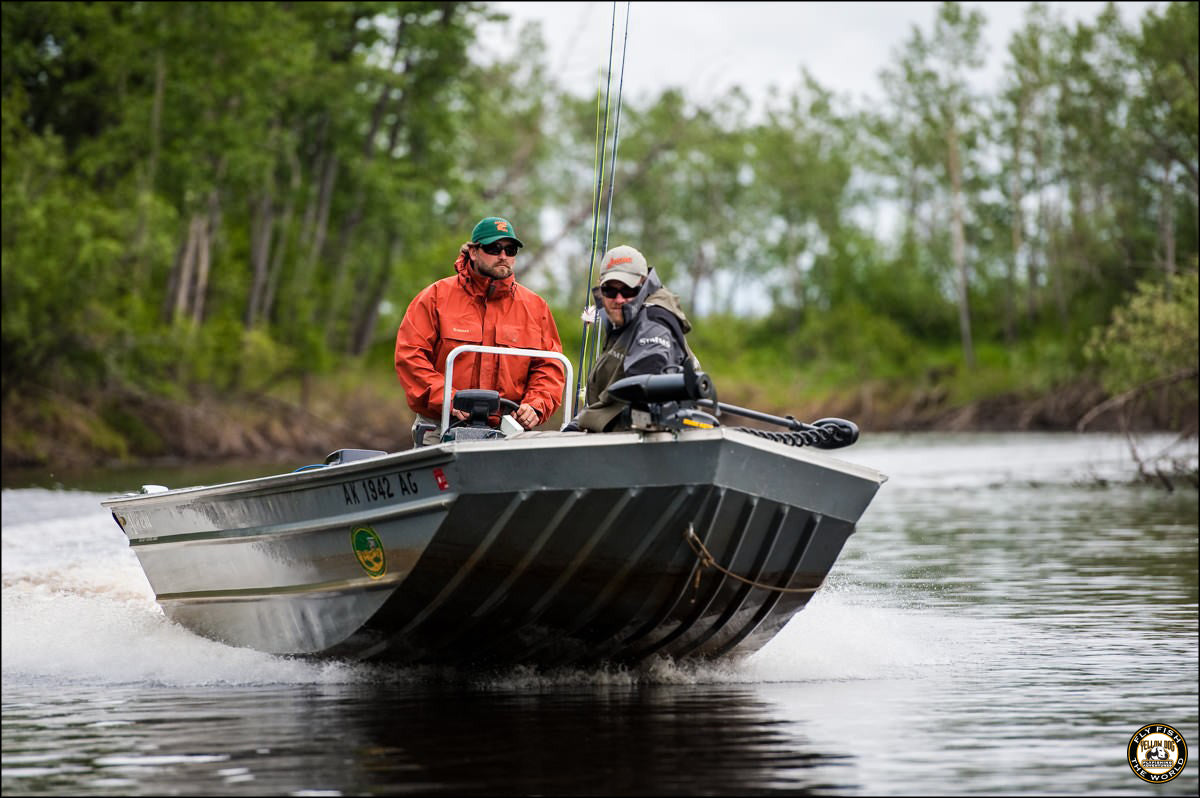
[446,392,521,430]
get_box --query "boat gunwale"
[127,493,456,547]
[100,445,455,507]
[101,427,886,510]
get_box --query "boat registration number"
[341,471,422,506]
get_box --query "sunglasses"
[479,242,520,257]
[600,283,640,299]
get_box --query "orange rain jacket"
[394,245,566,424]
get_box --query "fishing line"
[587,2,632,377]
[574,81,610,405]
[574,2,619,408]
[599,2,630,263]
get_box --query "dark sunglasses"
[600,283,640,299]
[479,242,520,257]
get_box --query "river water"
[3,433,1197,796]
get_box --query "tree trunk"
[1158,157,1177,278]
[165,215,201,323]
[191,212,212,324]
[688,246,709,314]
[245,187,274,328]
[297,148,338,314]
[133,49,166,283]
[187,181,224,325]
[295,113,338,308]
[310,153,338,277]
[1029,112,1046,323]
[296,116,328,271]
[350,233,397,356]
[263,140,302,325]
[1051,191,1069,332]
[946,119,974,369]
[323,23,408,348]
[1006,94,1027,344]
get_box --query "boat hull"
[103,429,886,666]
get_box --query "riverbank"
[3,370,1180,477]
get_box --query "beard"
[473,259,513,280]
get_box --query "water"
[3,433,1197,796]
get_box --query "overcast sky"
[485,1,1162,108]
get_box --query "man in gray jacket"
[571,245,699,432]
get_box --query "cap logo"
[495,220,509,232]
[608,257,633,266]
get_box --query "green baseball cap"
[471,216,524,248]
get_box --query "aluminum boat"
[102,346,887,666]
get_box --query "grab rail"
[441,345,575,434]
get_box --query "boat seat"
[324,448,389,466]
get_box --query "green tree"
[1128,1,1199,282]
[1083,268,1198,433]
[877,1,988,369]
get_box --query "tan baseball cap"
[597,245,648,287]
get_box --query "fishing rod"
[574,1,631,410]
[591,2,631,371]
[572,3,618,411]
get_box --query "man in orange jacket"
[394,216,565,442]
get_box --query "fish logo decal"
[351,526,387,579]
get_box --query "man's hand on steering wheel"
[513,402,539,429]
[446,397,532,429]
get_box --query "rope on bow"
[684,523,822,600]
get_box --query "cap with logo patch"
[596,244,648,287]
[471,216,524,247]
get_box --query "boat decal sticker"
[1128,724,1188,783]
[351,526,387,579]
[433,467,450,491]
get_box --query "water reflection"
[845,479,1198,612]
[3,681,851,796]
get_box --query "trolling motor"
[606,359,722,432]
[606,360,860,449]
